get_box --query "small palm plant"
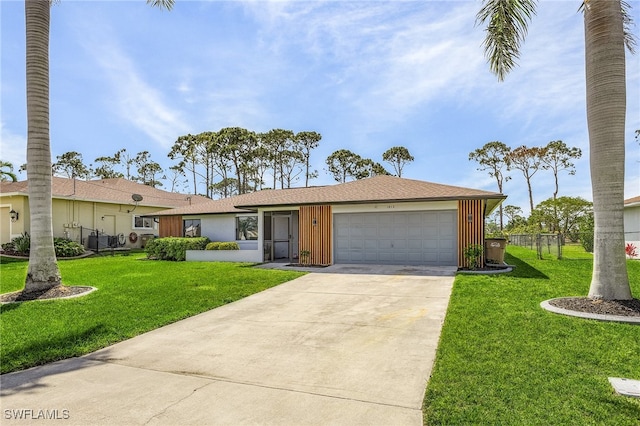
[299,249,311,265]
[463,244,484,270]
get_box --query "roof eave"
[235,194,506,209]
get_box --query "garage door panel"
[365,251,379,261]
[392,239,407,249]
[378,227,393,237]
[350,239,364,249]
[408,239,423,250]
[335,239,349,250]
[362,215,378,225]
[364,239,378,249]
[378,239,392,249]
[334,210,457,266]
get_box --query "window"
[236,215,258,240]
[133,215,154,230]
[183,219,201,237]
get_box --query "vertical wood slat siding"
[298,205,332,265]
[458,200,485,268]
[159,216,183,237]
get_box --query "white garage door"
[334,211,457,266]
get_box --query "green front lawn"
[424,245,640,425]
[0,255,304,374]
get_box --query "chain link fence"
[509,232,640,260]
[509,234,564,259]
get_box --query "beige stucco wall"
[0,196,29,245]
[0,194,168,248]
[53,199,164,248]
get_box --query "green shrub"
[206,241,240,250]
[2,233,30,255]
[54,238,85,257]
[145,237,210,261]
[1,234,83,258]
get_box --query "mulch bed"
[549,297,640,318]
[0,285,94,303]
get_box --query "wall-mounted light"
[9,209,18,222]
[312,218,317,226]
[467,213,473,223]
[101,216,105,221]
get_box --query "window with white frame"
[236,215,258,240]
[133,215,154,230]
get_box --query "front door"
[272,215,291,261]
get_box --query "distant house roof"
[625,196,640,207]
[0,177,209,209]
[157,175,506,216]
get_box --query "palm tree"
[477,0,634,300]
[0,161,18,182]
[23,0,174,294]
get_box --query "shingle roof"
[156,175,506,216]
[237,175,503,207]
[155,195,254,216]
[0,177,209,209]
[625,196,640,206]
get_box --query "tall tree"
[531,196,592,235]
[168,134,201,195]
[325,149,363,183]
[52,151,90,179]
[94,152,125,179]
[134,151,163,187]
[382,146,414,177]
[22,0,174,294]
[166,165,187,193]
[296,131,321,187]
[262,129,295,189]
[217,127,257,194]
[468,141,511,229]
[357,158,389,179]
[0,161,18,182]
[477,0,633,300]
[208,133,233,197]
[279,149,304,188]
[502,205,522,225]
[507,145,545,214]
[540,140,582,200]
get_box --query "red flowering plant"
[626,243,638,258]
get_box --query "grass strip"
[424,245,640,425]
[0,254,304,374]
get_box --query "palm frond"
[146,0,174,11]
[476,0,537,81]
[580,0,636,54]
[621,0,637,54]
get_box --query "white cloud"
[76,23,190,149]
[0,122,27,179]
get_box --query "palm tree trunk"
[585,0,631,300]
[25,0,61,293]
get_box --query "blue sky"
[1,0,639,214]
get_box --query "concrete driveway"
[0,266,455,425]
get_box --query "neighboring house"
[0,177,208,249]
[156,175,506,268]
[625,196,640,259]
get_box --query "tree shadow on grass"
[505,252,549,279]
[0,324,110,381]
